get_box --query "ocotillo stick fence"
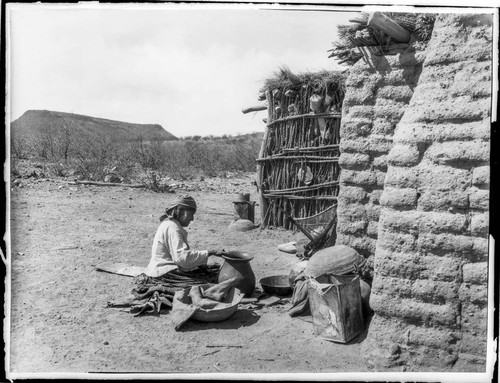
[253,68,346,243]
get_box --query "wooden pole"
[367,12,411,43]
[256,90,272,228]
[349,15,368,25]
[241,105,267,114]
[69,180,145,188]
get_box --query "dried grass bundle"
[259,67,346,117]
[387,12,418,32]
[329,13,436,66]
[414,14,437,40]
[336,24,381,48]
[260,66,346,95]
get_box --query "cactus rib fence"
[255,68,346,242]
[258,113,341,231]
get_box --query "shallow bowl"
[259,275,293,296]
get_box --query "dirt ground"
[7,173,373,378]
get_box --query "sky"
[9,2,496,138]
[7,3,358,138]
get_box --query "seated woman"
[124,196,225,315]
[144,196,223,277]
[144,195,224,277]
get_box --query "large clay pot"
[218,251,256,297]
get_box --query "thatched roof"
[260,66,347,101]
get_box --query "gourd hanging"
[275,105,282,118]
[309,94,323,113]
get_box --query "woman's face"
[177,208,195,227]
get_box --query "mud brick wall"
[358,14,492,371]
[336,46,426,281]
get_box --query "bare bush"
[10,120,261,188]
[45,161,67,177]
[127,138,196,180]
[10,134,29,160]
[72,133,119,181]
[123,136,260,183]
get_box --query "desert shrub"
[30,121,76,161]
[12,120,82,178]
[160,142,194,179]
[10,155,20,178]
[10,134,30,160]
[182,139,259,176]
[45,161,67,177]
[72,133,120,181]
[184,141,222,176]
[125,137,194,181]
[9,125,262,188]
[128,137,164,169]
[124,136,260,182]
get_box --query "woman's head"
[160,195,197,226]
[175,207,195,227]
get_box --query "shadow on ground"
[179,309,261,332]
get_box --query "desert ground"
[7,172,376,378]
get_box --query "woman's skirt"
[107,264,221,316]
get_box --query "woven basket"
[190,284,244,322]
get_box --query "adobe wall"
[337,13,492,371]
[336,45,426,281]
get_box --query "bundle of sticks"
[328,12,436,66]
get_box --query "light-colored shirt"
[144,218,209,277]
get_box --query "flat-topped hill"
[11,110,178,142]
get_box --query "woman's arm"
[167,223,209,271]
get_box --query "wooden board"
[95,261,145,277]
[368,11,411,43]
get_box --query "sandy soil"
[7,173,372,378]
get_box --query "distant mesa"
[10,109,178,142]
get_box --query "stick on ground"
[69,180,146,188]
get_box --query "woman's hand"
[208,249,225,257]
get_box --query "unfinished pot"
[217,251,256,297]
